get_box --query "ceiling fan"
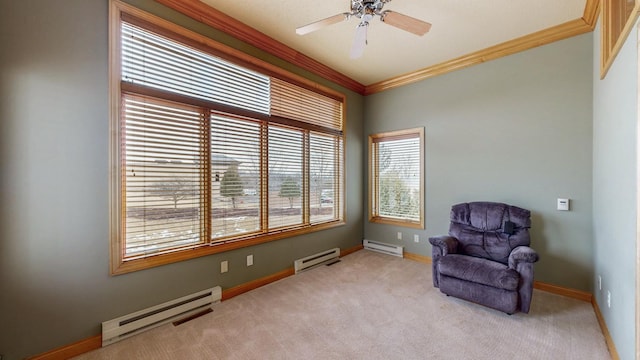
[296,0,432,59]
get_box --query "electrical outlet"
[397,232,402,240]
[414,234,419,243]
[247,254,253,266]
[598,275,601,290]
[607,290,611,308]
[221,260,228,273]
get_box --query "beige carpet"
[76,250,611,359]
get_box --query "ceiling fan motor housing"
[351,0,388,18]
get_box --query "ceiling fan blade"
[381,11,432,36]
[296,13,349,35]
[350,23,368,59]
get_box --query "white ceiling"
[200,0,587,85]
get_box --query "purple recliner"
[429,202,539,314]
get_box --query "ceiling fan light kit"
[350,21,369,59]
[296,0,431,59]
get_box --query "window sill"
[110,220,345,275]
[369,216,424,230]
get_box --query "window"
[110,2,345,274]
[369,128,424,229]
[601,0,640,77]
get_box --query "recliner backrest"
[449,202,531,264]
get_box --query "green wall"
[592,21,637,360]
[0,1,364,358]
[363,34,595,291]
[1,1,636,359]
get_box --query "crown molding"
[364,17,594,95]
[155,0,598,96]
[582,0,600,29]
[154,0,366,94]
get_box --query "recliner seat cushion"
[438,254,519,291]
[449,202,532,264]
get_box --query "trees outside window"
[220,166,243,209]
[279,177,301,208]
[149,178,195,209]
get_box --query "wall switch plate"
[247,254,253,266]
[397,232,402,240]
[557,198,570,211]
[414,234,419,243]
[221,260,228,273]
[607,290,611,308]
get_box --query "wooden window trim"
[120,83,343,136]
[109,0,345,275]
[368,128,425,230]
[601,0,640,78]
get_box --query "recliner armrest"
[508,246,539,269]
[428,236,459,256]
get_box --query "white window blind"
[309,132,342,224]
[122,22,270,114]
[122,94,205,259]
[210,112,262,241]
[371,132,422,223]
[268,125,304,230]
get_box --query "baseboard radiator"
[294,248,340,274]
[363,239,404,258]
[102,286,222,347]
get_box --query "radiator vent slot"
[363,239,404,258]
[294,248,340,274]
[102,286,222,347]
